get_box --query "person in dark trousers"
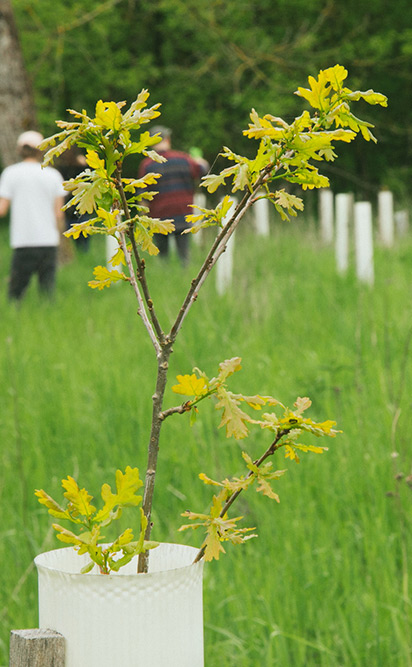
[0,131,66,300]
[138,126,208,265]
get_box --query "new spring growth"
[35,466,158,574]
[35,65,385,571]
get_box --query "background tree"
[4,0,412,199]
[0,0,37,167]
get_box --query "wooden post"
[216,197,237,295]
[319,189,334,244]
[354,201,374,285]
[253,192,270,237]
[335,193,352,275]
[9,629,65,666]
[378,190,394,247]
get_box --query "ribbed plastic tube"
[35,543,204,667]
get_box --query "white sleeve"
[0,168,12,199]
[51,168,67,197]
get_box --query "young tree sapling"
[36,65,387,574]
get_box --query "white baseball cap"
[17,130,44,148]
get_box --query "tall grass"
[0,217,411,665]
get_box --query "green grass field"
[0,215,411,665]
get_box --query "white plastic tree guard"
[394,210,409,237]
[354,201,374,285]
[319,189,334,244]
[106,233,122,271]
[192,192,207,245]
[335,193,352,275]
[216,197,237,295]
[253,193,270,237]
[35,543,204,667]
[378,190,394,247]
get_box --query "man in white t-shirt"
[0,130,66,300]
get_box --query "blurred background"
[1,0,411,200]
[1,3,412,665]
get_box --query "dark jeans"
[154,225,190,265]
[9,246,58,300]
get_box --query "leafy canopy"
[38,65,387,292]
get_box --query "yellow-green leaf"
[62,476,96,518]
[88,265,128,290]
[285,444,300,462]
[134,226,159,255]
[323,64,348,89]
[255,477,280,502]
[201,173,227,193]
[96,207,119,230]
[215,388,251,440]
[294,397,312,415]
[148,218,175,235]
[95,466,143,524]
[172,373,208,397]
[94,100,122,131]
[217,357,242,382]
[199,472,221,486]
[203,526,227,561]
[108,246,126,267]
[34,489,69,520]
[86,150,106,175]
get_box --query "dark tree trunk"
[0,0,37,167]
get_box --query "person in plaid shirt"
[138,126,208,265]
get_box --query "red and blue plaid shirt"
[138,149,207,229]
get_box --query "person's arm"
[194,156,209,175]
[54,195,65,234]
[188,155,209,181]
[0,197,10,217]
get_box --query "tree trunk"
[0,0,37,167]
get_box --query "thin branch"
[159,402,192,420]
[114,167,165,344]
[118,232,161,355]
[138,343,173,573]
[192,429,287,564]
[127,231,165,344]
[169,167,272,342]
